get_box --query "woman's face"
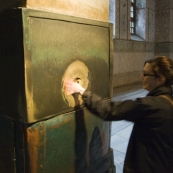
[140,63,160,91]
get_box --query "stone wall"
[155,0,173,59]
[1,0,173,88]
[113,0,155,88]
[113,40,154,87]
[0,0,109,22]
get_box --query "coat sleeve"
[82,91,149,122]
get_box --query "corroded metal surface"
[0,8,114,173]
[26,108,112,173]
[0,8,113,123]
[0,108,114,173]
[26,122,42,173]
[62,61,89,107]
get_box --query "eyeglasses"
[142,73,158,77]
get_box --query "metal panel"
[25,108,111,173]
[0,8,114,173]
[0,9,113,123]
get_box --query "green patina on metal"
[29,20,109,65]
[0,8,113,123]
[22,13,31,51]
[19,8,112,122]
[27,108,111,173]
[22,8,110,66]
[0,8,114,173]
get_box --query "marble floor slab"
[111,83,148,173]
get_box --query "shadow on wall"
[74,94,103,173]
[75,108,88,173]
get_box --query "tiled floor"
[111,83,148,173]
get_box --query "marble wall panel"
[145,8,149,42]
[146,52,155,60]
[171,43,173,53]
[148,10,155,42]
[155,52,171,59]
[155,10,170,42]
[0,0,109,22]
[146,42,155,52]
[132,41,146,52]
[114,51,153,74]
[113,52,121,74]
[27,0,109,22]
[155,0,171,10]
[171,10,173,41]
[113,71,142,87]
[113,39,155,87]
[155,43,173,58]
[113,52,155,87]
[114,40,133,52]
[119,0,128,39]
[146,0,155,10]
[135,52,154,65]
[115,0,120,39]
[171,0,173,10]
[136,9,146,40]
[134,52,148,71]
[134,52,155,71]
[170,53,173,60]
[114,40,155,53]
[114,53,135,74]
[155,42,171,53]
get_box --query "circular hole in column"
[61,60,90,107]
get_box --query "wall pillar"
[155,0,173,59]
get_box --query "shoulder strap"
[159,95,173,106]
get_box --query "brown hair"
[145,56,173,86]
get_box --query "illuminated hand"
[64,79,86,96]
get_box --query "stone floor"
[111,83,148,173]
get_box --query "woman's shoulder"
[139,95,173,120]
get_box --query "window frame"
[130,0,136,35]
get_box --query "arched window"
[131,0,146,41]
[109,0,146,40]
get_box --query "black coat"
[82,86,173,173]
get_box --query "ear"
[157,76,165,86]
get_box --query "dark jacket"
[82,86,173,173]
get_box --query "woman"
[65,56,173,173]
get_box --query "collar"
[147,86,173,97]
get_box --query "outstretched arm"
[64,79,144,122]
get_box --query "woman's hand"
[64,79,86,96]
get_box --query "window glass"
[130,0,135,34]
